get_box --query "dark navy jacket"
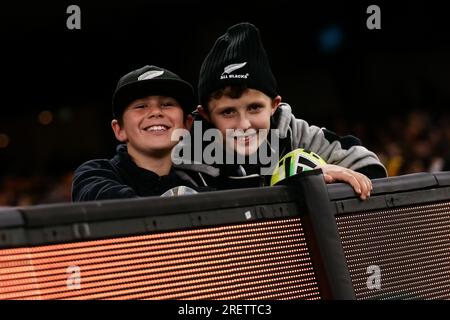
[72,144,202,202]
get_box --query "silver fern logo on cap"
[220,62,249,80]
[138,70,164,81]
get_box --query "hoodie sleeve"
[286,113,387,179]
[71,160,137,202]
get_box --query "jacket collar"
[113,144,178,183]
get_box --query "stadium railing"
[1,171,449,300]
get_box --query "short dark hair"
[203,85,248,110]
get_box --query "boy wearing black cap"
[72,65,201,201]
[192,22,387,200]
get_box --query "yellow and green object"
[270,148,327,186]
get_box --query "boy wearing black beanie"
[194,22,387,200]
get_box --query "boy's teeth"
[146,125,167,131]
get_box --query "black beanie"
[112,65,195,118]
[198,22,278,108]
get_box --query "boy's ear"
[271,95,282,116]
[184,114,194,131]
[196,105,210,122]
[111,119,127,142]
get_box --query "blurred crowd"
[332,109,450,177]
[1,109,449,207]
[0,172,73,207]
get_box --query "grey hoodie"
[174,102,387,188]
[275,103,386,174]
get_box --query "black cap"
[198,22,277,107]
[112,65,195,118]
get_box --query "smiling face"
[199,88,281,156]
[112,95,186,158]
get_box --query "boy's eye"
[161,99,179,108]
[248,104,263,112]
[220,108,236,117]
[134,104,146,109]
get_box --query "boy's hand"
[319,164,372,200]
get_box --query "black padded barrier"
[0,177,331,300]
[328,172,450,300]
[1,171,450,300]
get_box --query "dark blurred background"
[1,0,450,206]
